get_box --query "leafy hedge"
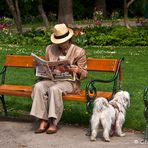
[0,26,148,46]
[74,26,148,46]
[0,29,52,47]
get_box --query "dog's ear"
[128,99,131,107]
[123,91,130,107]
[126,96,130,107]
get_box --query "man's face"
[58,41,69,51]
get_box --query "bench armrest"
[85,57,124,113]
[0,66,6,75]
[85,78,115,113]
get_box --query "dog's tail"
[93,97,109,112]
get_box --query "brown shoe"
[35,128,47,134]
[35,119,48,134]
[46,128,58,134]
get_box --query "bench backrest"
[4,55,120,72]
[4,55,34,68]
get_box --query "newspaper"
[31,53,76,81]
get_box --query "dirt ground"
[0,119,147,148]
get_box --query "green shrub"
[0,26,147,46]
[0,28,51,46]
[80,26,148,46]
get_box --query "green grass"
[0,44,148,131]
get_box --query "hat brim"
[51,28,74,44]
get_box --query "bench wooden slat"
[4,55,118,72]
[4,55,34,68]
[87,58,118,72]
[0,85,112,101]
[0,85,32,97]
[63,91,112,101]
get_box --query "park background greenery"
[0,24,148,132]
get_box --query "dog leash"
[110,102,121,136]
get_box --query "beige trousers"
[30,80,74,125]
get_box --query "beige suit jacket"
[45,44,88,93]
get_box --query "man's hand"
[32,60,38,67]
[68,65,80,74]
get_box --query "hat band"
[54,31,69,39]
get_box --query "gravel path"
[0,120,147,148]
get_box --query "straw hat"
[51,24,74,44]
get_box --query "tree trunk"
[124,0,129,28]
[58,0,73,25]
[37,0,49,29]
[144,0,148,18]
[5,0,22,33]
[124,0,135,29]
[15,0,22,30]
[94,0,106,17]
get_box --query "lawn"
[0,44,148,131]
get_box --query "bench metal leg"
[144,86,148,141]
[86,100,93,136]
[144,119,148,141]
[86,117,91,136]
[0,95,8,116]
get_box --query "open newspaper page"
[31,53,76,81]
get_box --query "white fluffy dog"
[90,90,130,142]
